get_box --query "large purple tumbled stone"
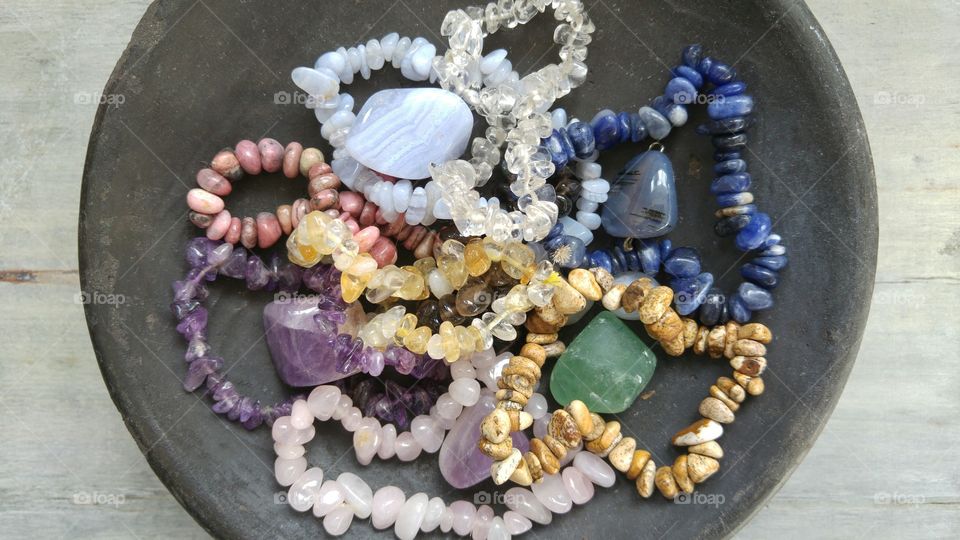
[439,392,529,489]
[264,297,366,387]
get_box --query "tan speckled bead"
[543,341,566,358]
[481,409,511,444]
[542,435,568,462]
[508,454,534,486]
[682,318,699,348]
[626,449,652,480]
[661,332,686,357]
[502,364,539,384]
[298,147,325,177]
[496,389,529,407]
[608,436,637,473]
[479,437,514,460]
[687,453,720,483]
[699,397,735,424]
[583,413,605,441]
[601,284,627,311]
[568,268,603,301]
[693,325,710,355]
[524,452,543,483]
[585,421,621,455]
[526,332,558,344]
[509,356,542,379]
[673,455,695,493]
[620,279,650,313]
[733,371,765,395]
[723,321,740,358]
[730,355,767,376]
[709,385,741,412]
[639,286,673,324]
[688,441,724,460]
[535,303,567,327]
[496,400,524,412]
[498,375,534,398]
[530,439,560,475]
[519,344,546,367]
[645,308,683,342]
[525,313,562,334]
[738,322,772,344]
[565,400,593,436]
[734,339,767,357]
[707,326,727,359]
[636,458,656,498]
[717,377,746,403]
[655,466,679,499]
[547,410,582,448]
[590,266,615,292]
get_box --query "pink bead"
[282,142,303,178]
[291,198,309,229]
[343,219,360,235]
[225,217,242,244]
[256,212,282,249]
[187,188,224,214]
[394,432,422,462]
[374,209,389,225]
[196,168,232,196]
[290,400,313,430]
[561,467,594,505]
[235,139,262,175]
[369,237,397,267]
[359,203,377,226]
[258,138,284,173]
[450,500,477,536]
[354,226,381,253]
[211,149,242,181]
[241,217,257,249]
[206,210,232,241]
[338,191,365,217]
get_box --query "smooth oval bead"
[421,497,445,533]
[741,263,779,289]
[531,471,573,513]
[234,139,262,175]
[738,282,775,310]
[699,287,726,326]
[665,77,697,105]
[312,480,345,518]
[573,451,616,487]
[394,492,429,540]
[196,168,232,196]
[561,466,595,505]
[307,385,341,420]
[672,64,703,88]
[663,247,701,278]
[449,377,482,407]
[395,431,423,461]
[637,106,671,140]
[290,400,313,429]
[353,418,383,465]
[371,485,406,529]
[206,210,232,241]
[377,423,398,459]
[708,95,755,120]
[336,472,373,518]
[322,504,354,536]
[713,81,748,96]
[411,415,444,453]
[487,517,510,540]
[503,511,532,535]
[754,255,789,271]
[186,188,224,214]
[735,212,772,250]
[274,456,307,487]
[450,500,478,536]
[287,467,324,512]
[472,505,494,540]
[711,173,752,194]
[727,293,753,323]
[503,487,552,525]
[258,138,284,173]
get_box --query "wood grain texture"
[0,1,955,539]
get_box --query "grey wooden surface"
[0,1,956,538]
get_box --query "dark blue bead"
[639,240,661,275]
[545,222,565,242]
[712,132,748,150]
[708,95,755,120]
[735,212,772,250]
[544,234,566,251]
[543,135,568,169]
[682,44,702,68]
[753,255,789,271]
[711,173,752,194]
[624,248,641,272]
[697,56,715,76]
[557,128,576,160]
[707,62,737,85]
[759,244,787,257]
[616,112,633,144]
[719,301,730,323]
[760,233,782,249]
[740,263,779,289]
[567,121,596,158]
[717,192,754,207]
[672,272,714,316]
[738,282,774,310]
[697,116,752,136]
[611,246,629,273]
[712,81,747,96]
[714,159,748,175]
[659,239,673,261]
[699,287,726,326]
[629,112,646,142]
[591,112,621,151]
[664,247,702,278]
[727,293,753,323]
[715,214,752,236]
[589,250,613,273]
[665,77,698,105]
[551,236,588,269]
[638,106,671,139]
[714,150,742,162]
[672,65,703,89]
[610,254,624,275]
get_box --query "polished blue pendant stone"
[601,150,678,239]
[727,293,753,323]
[712,81,747,96]
[711,173,752,194]
[673,65,703,89]
[639,240,661,275]
[716,214,752,236]
[715,159,748,175]
[708,95,755,120]
[740,263,779,289]
[672,272,714,316]
[698,287,726,326]
[664,247,702,278]
[737,282,774,310]
[735,212,772,250]
[753,255,789,271]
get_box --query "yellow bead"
[413,257,437,275]
[455,325,475,354]
[464,239,492,276]
[395,267,427,300]
[345,253,377,277]
[396,313,418,339]
[483,237,504,262]
[403,326,432,354]
[439,321,460,364]
[341,271,371,303]
[286,233,321,267]
[468,326,485,352]
[501,242,535,280]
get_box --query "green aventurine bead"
[549,311,657,413]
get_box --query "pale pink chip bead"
[472,504,494,540]
[272,417,315,445]
[307,385,341,421]
[394,431,422,462]
[531,472,572,514]
[487,516,510,540]
[450,359,477,380]
[273,442,305,460]
[337,472,373,519]
[503,487,552,525]
[331,394,353,421]
[187,188,224,214]
[290,399,313,430]
[395,492,429,540]
[353,417,382,465]
[410,415,444,453]
[322,504,354,536]
[341,406,363,432]
[206,210,232,241]
[257,138,284,173]
[256,211,282,248]
[377,423,398,460]
[421,497,445,533]
[339,191,365,217]
[450,500,477,536]
[503,511,532,535]
[449,377,481,407]
[282,142,304,179]
[440,507,455,533]
[225,217,242,244]
[287,467,325,512]
[196,168,232,196]
[371,485,406,530]
[561,466,595,505]
[572,451,616,488]
[435,393,463,420]
[234,139,262,175]
[274,456,307,487]
[312,480,345,518]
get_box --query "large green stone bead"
[549,311,657,413]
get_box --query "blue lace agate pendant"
[601,147,678,238]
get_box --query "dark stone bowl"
[80,1,877,538]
